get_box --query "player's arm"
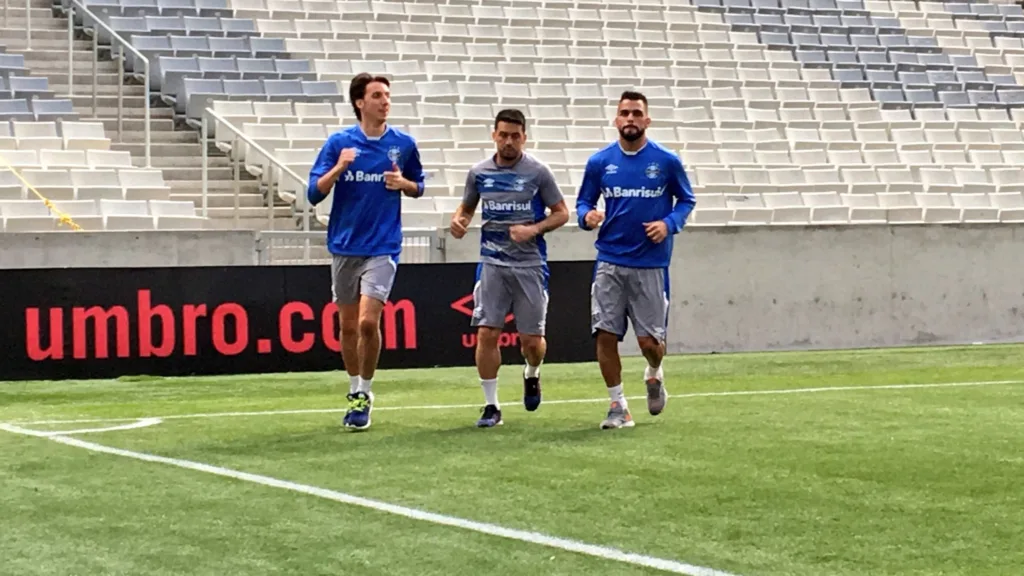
[532,166,569,234]
[385,142,427,198]
[643,154,697,243]
[575,156,604,230]
[662,154,697,234]
[450,168,479,240]
[307,135,352,205]
[400,143,426,198]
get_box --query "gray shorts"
[591,261,670,342]
[471,263,550,336]
[331,254,398,305]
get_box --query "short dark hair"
[349,72,390,121]
[494,108,527,133]
[619,90,648,110]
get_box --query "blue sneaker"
[343,391,372,431]
[476,404,503,428]
[523,371,541,412]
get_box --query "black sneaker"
[523,371,541,412]
[476,404,503,427]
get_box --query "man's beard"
[619,126,644,142]
[499,146,520,161]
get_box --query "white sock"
[348,375,360,395]
[481,378,499,408]
[524,362,541,379]
[358,377,373,395]
[607,384,627,409]
[644,364,664,381]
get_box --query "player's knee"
[637,336,662,357]
[340,322,358,341]
[358,316,380,339]
[519,334,544,356]
[595,330,618,348]
[476,327,501,348]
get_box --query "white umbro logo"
[483,178,495,188]
[605,164,618,174]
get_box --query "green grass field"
[2,345,1023,576]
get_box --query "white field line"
[9,379,1024,427]
[20,418,164,437]
[0,423,740,576]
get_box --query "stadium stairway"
[7,0,295,230]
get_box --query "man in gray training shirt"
[450,109,570,428]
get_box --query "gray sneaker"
[646,378,667,416]
[600,401,635,429]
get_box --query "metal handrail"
[201,106,312,260]
[5,0,32,46]
[67,0,150,167]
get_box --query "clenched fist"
[450,212,470,239]
[584,210,605,229]
[336,147,358,171]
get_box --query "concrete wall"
[0,231,259,268]
[441,224,1024,355]
[3,225,1022,354]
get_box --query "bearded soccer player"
[307,73,426,431]
[575,91,696,430]
[450,109,569,428]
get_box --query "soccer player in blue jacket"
[307,73,426,431]
[575,91,696,430]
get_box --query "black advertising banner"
[0,262,597,381]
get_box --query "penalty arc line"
[21,418,164,437]
[11,378,1024,427]
[0,423,740,576]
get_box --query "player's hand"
[336,148,357,172]
[584,210,605,229]
[643,220,669,244]
[450,213,470,239]
[384,162,410,192]
[509,224,538,243]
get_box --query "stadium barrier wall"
[0,263,596,381]
[0,231,259,268]
[442,223,1024,356]
[2,224,1022,380]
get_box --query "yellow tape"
[0,153,82,231]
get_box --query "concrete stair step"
[187,206,293,221]
[40,71,121,86]
[98,117,175,132]
[21,53,118,71]
[69,94,149,108]
[0,11,64,24]
[201,216,298,230]
[5,0,52,8]
[51,84,148,96]
[169,179,261,193]
[133,155,232,168]
[171,192,270,209]
[111,142,199,155]
[0,26,70,40]
[159,166,240,180]
[75,106,175,119]
[108,130,198,144]
[0,38,87,50]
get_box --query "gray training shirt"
[462,153,564,267]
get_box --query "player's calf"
[637,336,668,416]
[474,327,503,427]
